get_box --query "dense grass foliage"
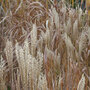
[0,0,90,90]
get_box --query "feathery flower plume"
[79,31,87,57]
[31,24,37,56]
[77,74,85,90]
[0,56,7,90]
[51,6,59,29]
[5,40,13,68]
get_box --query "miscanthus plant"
[0,0,90,90]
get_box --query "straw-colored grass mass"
[0,0,90,90]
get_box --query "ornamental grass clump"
[15,38,43,90]
[0,0,90,90]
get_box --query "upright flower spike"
[51,6,59,29]
[31,24,37,56]
[73,19,78,40]
[5,40,13,68]
[0,56,7,90]
[79,31,87,57]
[77,74,85,90]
